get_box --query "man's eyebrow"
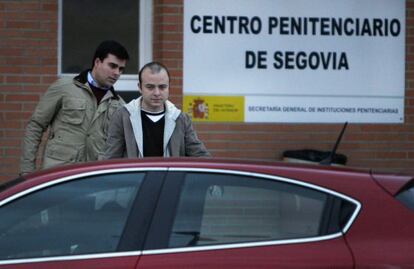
[109,62,125,68]
[144,83,169,88]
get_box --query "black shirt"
[141,110,165,157]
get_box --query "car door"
[0,170,166,269]
[137,169,358,269]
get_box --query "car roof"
[3,157,412,200]
[22,157,370,179]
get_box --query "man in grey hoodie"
[104,61,210,158]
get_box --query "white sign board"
[183,0,405,123]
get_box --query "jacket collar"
[74,69,121,100]
[125,97,181,120]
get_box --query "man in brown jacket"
[20,40,129,174]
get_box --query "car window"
[396,182,414,211]
[169,173,348,248]
[0,172,144,260]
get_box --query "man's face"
[92,53,127,88]
[139,68,169,112]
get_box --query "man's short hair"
[138,61,170,86]
[91,40,129,68]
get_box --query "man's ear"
[92,58,101,70]
[137,83,142,93]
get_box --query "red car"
[0,158,413,268]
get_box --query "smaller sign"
[183,96,244,122]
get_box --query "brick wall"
[0,0,413,182]
[0,0,57,181]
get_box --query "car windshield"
[0,177,25,193]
